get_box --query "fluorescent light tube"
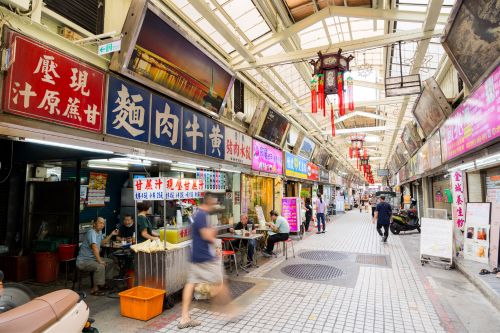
[88,164,128,170]
[126,154,172,164]
[220,168,241,173]
[170,167,198,173]
[173,162,209,169]
[25,138,113,154]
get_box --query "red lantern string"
[346,74,354,112]
[311,76,318,113]
[330,103,335,137]
[337,72,345,116]
[318,74,325,117]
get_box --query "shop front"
[241,139,283,223]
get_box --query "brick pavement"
[159,211,449,333]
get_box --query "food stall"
[132,176,207,307]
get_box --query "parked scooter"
[0,271,97,332]
[390,208,421,234]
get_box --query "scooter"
[390,208,421,234]
[0,271,98,332]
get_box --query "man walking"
[372,195,392,242]
[370,195,378,218]
[315,193,326,234]
[178,192,233,329]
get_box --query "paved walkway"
[159,211,449,332]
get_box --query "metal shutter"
[44,0,104,35]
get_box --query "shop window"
[44,0,104,35]
[432,175,452,217]
[241,174,275,222]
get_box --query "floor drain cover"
[228,280,255,299]
[299,251,348,261]
[281,264,344,280]
[356,254,388,266]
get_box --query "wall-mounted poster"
[282,197,301,233]
[298,137,315,160]
[401,122,421,156]
[464,202,491,264]
[88,172,107,207]
[412,78,452,137]
[110,0,235,116]
[429,130,442,169]
[257,108,290,147]
[441,0,500,90]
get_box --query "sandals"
[91,290,107,296]
[492,267,499,274]
[479,269,491,275]
[177,319,201,329]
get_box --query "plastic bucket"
[58,244,77,261]
[35,252,59,283]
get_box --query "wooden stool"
[72,267,95,291]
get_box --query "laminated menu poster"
[255,206,266,224]
[282,197,300,233]
[87,172,107,207]
[420,217,453,261]
[464,202,491,264]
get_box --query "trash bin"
[35,252,59,283]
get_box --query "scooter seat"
[0,289,79,333]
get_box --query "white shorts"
[187,259,223,284]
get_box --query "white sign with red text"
[133,177,165,201]
[165,178,205,200]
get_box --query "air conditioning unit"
[0,0,31,11]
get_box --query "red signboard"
[2,31,105,132]
[307,162,319,181]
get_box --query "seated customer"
[229,214,256,263]
[116,214,135,242]
[76,217,118,296]
[262,210,290,257]
[136,202,159,243]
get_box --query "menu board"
[420,217,453,261]
[197,170,225,192]
[440,65,500,162]
[258,108,289,147]
[282,197,300,232]
[251,139,283,174]
[133,177,165,201]
[165,178,205,199]
[464,202,491,264]
[255,205,266,224]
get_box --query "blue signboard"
[106,75,151,142]
[285,151,309,179]
[182,108,206,155]
[206,118,225,160]
[150,94,182,149]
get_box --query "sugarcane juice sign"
[133,177,165,200]
[165,178,205,199]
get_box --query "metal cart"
[135,241,191,308]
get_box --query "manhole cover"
[299,251,348,261]
[281,264,344,280]
[228,280,255,299]
[356,254,388,266]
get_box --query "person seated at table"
[229,214,256,263]
[137,202,160,243]
[262,210,290,258]
[116,214,135,243]
[76,217,118,296]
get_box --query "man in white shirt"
[315,193,326,234]
[262,210,290,257]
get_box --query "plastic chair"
[221,240,239,276]
[72,267,94,291]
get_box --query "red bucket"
[58,244,77,261]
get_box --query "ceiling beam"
[384,0,444,168]
[234,28,442,70]
[231,6,449,65]
[323,126,389,135]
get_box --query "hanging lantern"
[318,74,325,116]
[310,75,318,113]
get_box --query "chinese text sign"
[251,139,283,175]
[3,32,105,132]
[182,108,206,155]
[134,177,165,201]
[225,127,252,165]
[150,93,182,149]
[282,197,300,232]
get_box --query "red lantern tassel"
[364,148,367,159]
[311,76,318,113]
[318,74,325,116]
[330,103,335,137]
[349,147,353,159]
[347,75,354,111]
[338,72,345,116]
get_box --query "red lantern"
[346,74,354,112]
[318,74,324,116]
[311,76,318,113]
[337,72,345,116]
[349,147,353,159]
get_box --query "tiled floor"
[160,212,450,332]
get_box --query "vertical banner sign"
[106,75,151,142]
[165,178,205,199]
[451,171,466,229]
[133,177,165,200]
[282,197,300,232]
[150,94,182,149]
[87,172,107,207]
[307,162,320,181]
[225,127,252,165]
[3,31,105,132]
[206,118,225,159]
[182,108,206,155]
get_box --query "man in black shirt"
[229,214,256,263]
[372,196,392,242]
[117,214,135,242]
